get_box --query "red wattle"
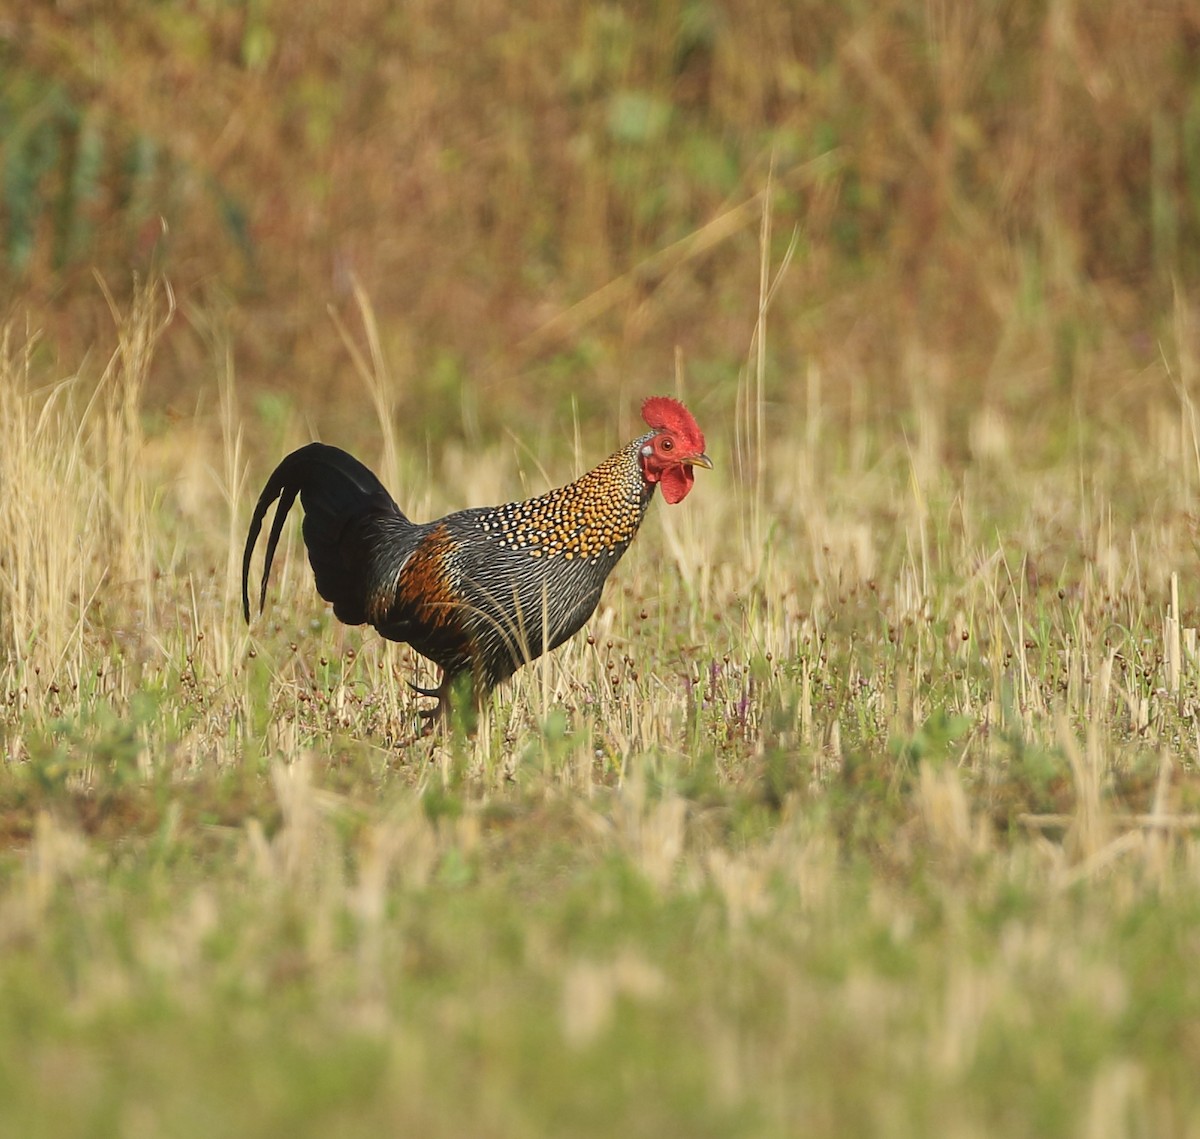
[659,465,694,504]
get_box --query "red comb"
[641,396,705,452]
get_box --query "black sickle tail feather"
[242,442,411,626]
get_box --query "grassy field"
[5,2,1200,1135]
[1,282,1199,1137]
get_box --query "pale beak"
[685,452,713,470]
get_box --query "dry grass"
[4,4,1200,1131]
[8,0,1200,423]
[0,278,1199,1136]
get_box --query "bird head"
[638,396,712,504]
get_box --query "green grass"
[2,283,1200,1137]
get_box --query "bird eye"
[661,437,673,451]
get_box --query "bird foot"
[408,678,451,734]
[408,674,481,737]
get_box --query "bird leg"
[408,671,483,737]
[408,673,454,731]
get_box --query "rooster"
[242,397,710,721]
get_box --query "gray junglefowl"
[242,396,710,721]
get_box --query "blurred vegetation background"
[4,0,1200,440]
